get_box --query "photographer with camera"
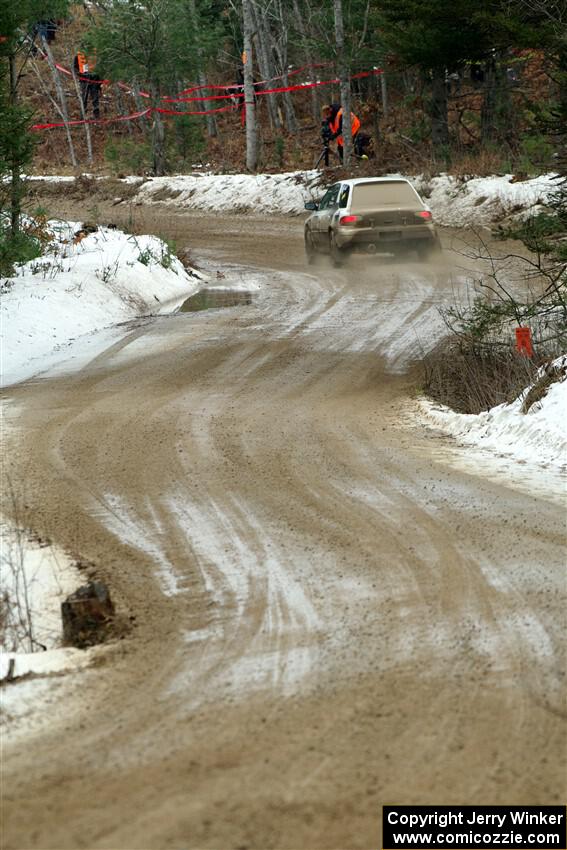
[322,103,362,162]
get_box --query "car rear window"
[351,181,421,210]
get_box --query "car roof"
[338,176,413,187]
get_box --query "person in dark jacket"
[29,20,59,54]
[36,20,58,43]
[74,51,102,119]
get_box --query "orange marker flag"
[515,326,533,356]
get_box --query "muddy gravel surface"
[2,203,566,850]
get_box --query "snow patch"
[0,519,84,656]
[0,222,204,388]
[0,646,90,681]
[27,170,559,225]
[136,170,324,215]
[0,516,93,702]
[165,492,320,701]
[413,173,559,227]
[132,170,559,225]
[421,355,567,468]
[97,493,185,597]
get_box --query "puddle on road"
[179,289,253,312]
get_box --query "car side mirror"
[304,201,318,211]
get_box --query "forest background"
[1,0,565,175]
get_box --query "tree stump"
[61,582,114,648]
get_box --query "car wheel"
[304,230,316,265]
[329,231,344,267]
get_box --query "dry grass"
[423,338,542,414]
[447,149,513,178]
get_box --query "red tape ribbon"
[30,66,382,130]
[32,107,151,130]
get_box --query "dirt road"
[2,210,566,849]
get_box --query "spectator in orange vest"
[322,103,363,160]
[74,51,102,119]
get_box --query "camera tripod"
[314,142,341,169]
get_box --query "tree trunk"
[480,56,497,143]
[151,102,166,176]
[334,0,352,165]
[273,0,298,132]
[8,53,21,238]
[198,72,218,138]
[115,85,133,136]
[71,58,93,164]
[243,0,258,171]
[380,71,388,119]
[281,78,298,134]
[189,0,218,137]
[41,38,78,168]
[292,0,320,121]
[430,68,449,159]
[133,85,150,128]
[271,44,298,132]
[481,53,512,144]
[249,0,281,131]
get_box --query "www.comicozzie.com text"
[386,809,565,847]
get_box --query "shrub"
[517,134,555,174]
[0,224,43,276]
[169,115,206,169]
[105,138,152,175]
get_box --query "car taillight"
[416,210,432,220]
[339,215,358,225]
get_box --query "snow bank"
[0,646,91,681]
[0,519,84,655]
[133,170,559,224]
[422,356,567,468]
[26,170,559,224]
[0,517,94,688]
[136,170,323,215]
[414,173,559,227]
[1,643,96,742]
[0,222,203,387]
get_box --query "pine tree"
[377,0,500,159]
[498,0,566,316]
[0,0,69,272]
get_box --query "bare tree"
[70,55,94,164]
[7,53,23,237]
[188,0,218,138]
[249,0,281,131]
[39,38,78,168]
[291,0,321,121]
[333,0,352,165]
[242,0,258,170]
[380,72,388,119]
[272,0,298,133]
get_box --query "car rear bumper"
[335,224,437,249]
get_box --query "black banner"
[383,806,567,849]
